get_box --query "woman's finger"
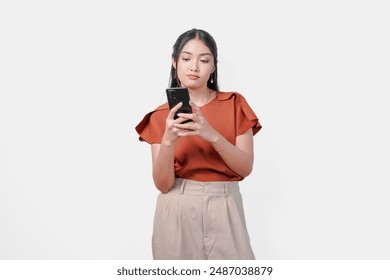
[177,112,194,121]
[168,102,183,119]
[174,121,196,130]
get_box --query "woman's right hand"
[162,102,187,146]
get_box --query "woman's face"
[174,38,215,90]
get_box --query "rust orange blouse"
[135,92,262,182]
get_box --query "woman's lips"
[187,75,199,80]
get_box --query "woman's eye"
[200,59,209,63]
[182,57,190,61]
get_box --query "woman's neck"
[189,88,216,107]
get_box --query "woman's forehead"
[181,38,211,55]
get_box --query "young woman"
[135,28,261,260]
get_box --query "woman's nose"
[190,62,199,72]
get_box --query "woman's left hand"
[174,102,219,143]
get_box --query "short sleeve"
[235,93,262,136]
[135,104,168,144]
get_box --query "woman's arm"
[151,141,175,193]
[211,128,254,177]
[151,103,185,193]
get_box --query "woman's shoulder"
[153,102,169,112]
[217,91,261,135]
[135,103,169,136]
[139,102,169,123]
[217,91,248,103]
[143,102,170,118]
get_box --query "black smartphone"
[166,87,192,121]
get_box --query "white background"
[1,0,389,260]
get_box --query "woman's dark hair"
[169,28,219,91]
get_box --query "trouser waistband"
[173,178,239,195]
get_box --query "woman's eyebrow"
[181,51,212,56]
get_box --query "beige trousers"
[152,178,255,260]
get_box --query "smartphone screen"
[166,87,192,120]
